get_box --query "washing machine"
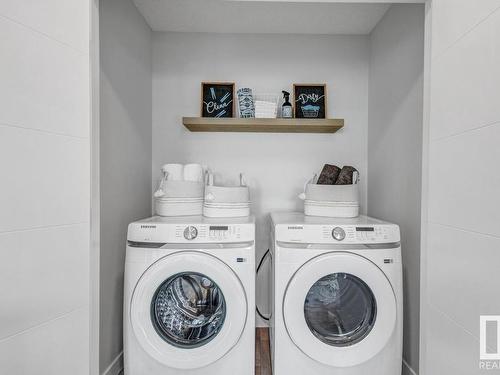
[270,212,402,375]
[124,215,255,375]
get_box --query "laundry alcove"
[97,1,426,374]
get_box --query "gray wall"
[422,1,500,374]
[152,32,370,325]
[99,0,152,372]
[0,1,91,373]
[367,5,424,375]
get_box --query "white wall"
[368,4,424,375]
[99,0,152,373]
[152,32,369,323]
[0,1,91,374]
[421,1,500,374]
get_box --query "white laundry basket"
[153,171,204,216]
[303,200,359,218]
[299,173,360,218]
[154,197,204,217]
[203,173,251,218]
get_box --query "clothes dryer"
[270,212,402,375]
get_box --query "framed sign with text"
[201,82,235,118]
[293,84,327,119]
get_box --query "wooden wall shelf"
[182,117,344,133]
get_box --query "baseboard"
[102,351,123,375]
[255,312,270,328]
[402,358,418,375]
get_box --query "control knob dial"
[183,226,198,240]
[332,227,346,241]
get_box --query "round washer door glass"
[152,272,226,348]
[304,273,376,347]
[130,251,248,370]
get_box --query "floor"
[255,328,272,375]
[119,328,271,374]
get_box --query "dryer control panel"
[275,223,400,244]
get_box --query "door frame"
[90,0,100,374]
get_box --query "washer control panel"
[173,224,248,242]
[354,226,387,241]
[208,225,241,241]
[128,217,255,244]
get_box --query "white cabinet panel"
[0,126,90,233]
[0,307,89,375]
[431,0,500,59]
[0,17,90,138]
[425,1,500,374]
[427,223,500,339]
[428,124,500,236]
[430,9,500,140]
[425,305,482,375]
[0,0,89,54]
[0,224,89,339]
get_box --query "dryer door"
[283,252,396,367]
[130,251,247,369]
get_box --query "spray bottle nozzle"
[281,90,292,118]
[282,90,291,103]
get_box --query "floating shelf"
[182,117,344,133]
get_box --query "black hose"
[256,249,271,321]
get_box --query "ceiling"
[133,0,392,35]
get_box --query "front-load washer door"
[130,251,247,369]
[283,252,396,368]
